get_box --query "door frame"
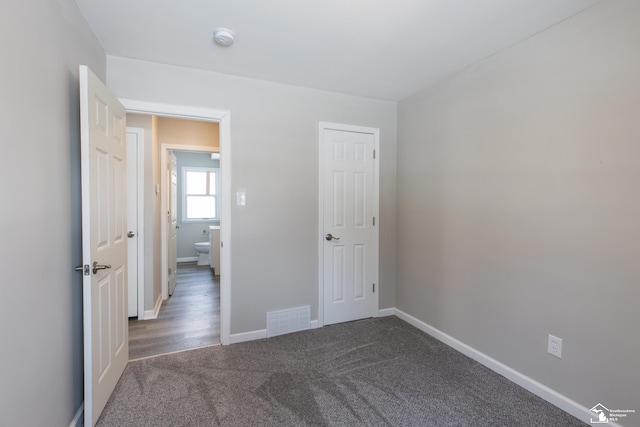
[165,149,178,296]
[317,122,380,327]
[160,144,215,298]
[126,127,146,319]
[120,99,232,345]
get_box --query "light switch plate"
[237,191,246,206]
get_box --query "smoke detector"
[213,28,235,46]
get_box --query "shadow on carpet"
[97,316,587,426]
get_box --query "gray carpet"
[97,316,587,426]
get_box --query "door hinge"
[373,216,376,226]
[373,149,376,159]
[221,241,223,248]
[373,283,376,293]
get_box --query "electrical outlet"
[547,334,563,359]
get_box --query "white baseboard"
[377,307,395,317]
[177,257,198,263]
[69,402,83,427]
[229,328,267,344]
[143,294,163,320]
[393,308,613,426]
[231,321,319,344]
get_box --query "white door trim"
[318,122,380,327]
[119,98,231,345]
[126,127,146,319]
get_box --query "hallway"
[128,263,220,360]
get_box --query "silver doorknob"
[127,231,135,238]
[325,233,340,241]
[92,261,112,274]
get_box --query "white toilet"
[194,241,210,266]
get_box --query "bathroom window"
[182,167,219,221]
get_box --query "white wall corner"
[143,294,163,320]
[229,329,267,344]
[69,402,84,427]
[392,308,613,426]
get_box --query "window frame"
[181,166,220,222]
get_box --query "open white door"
[167,151,178,295]
[320,124,379,325]
[79,65,128,426]
[126,131,138,317]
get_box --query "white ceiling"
[74,0,602,101]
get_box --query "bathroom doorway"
[170,149,221,270]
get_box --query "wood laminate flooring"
[128,262,220,360]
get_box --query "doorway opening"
[121,100,232,353]
[128,116,221,359]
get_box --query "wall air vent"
[266,305,310,338]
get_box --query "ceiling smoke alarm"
[213,28,235,46]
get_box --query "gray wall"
[396,0,639,416]
[107,57,398,333]
[174,150,220,259]
[0,0,105,425]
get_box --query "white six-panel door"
[126,131,138,317]
[321,125,379,325]
[79,65,129,426]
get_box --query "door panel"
[332,245,345,303]
[79,65,128,426]
[322,128,377,325]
